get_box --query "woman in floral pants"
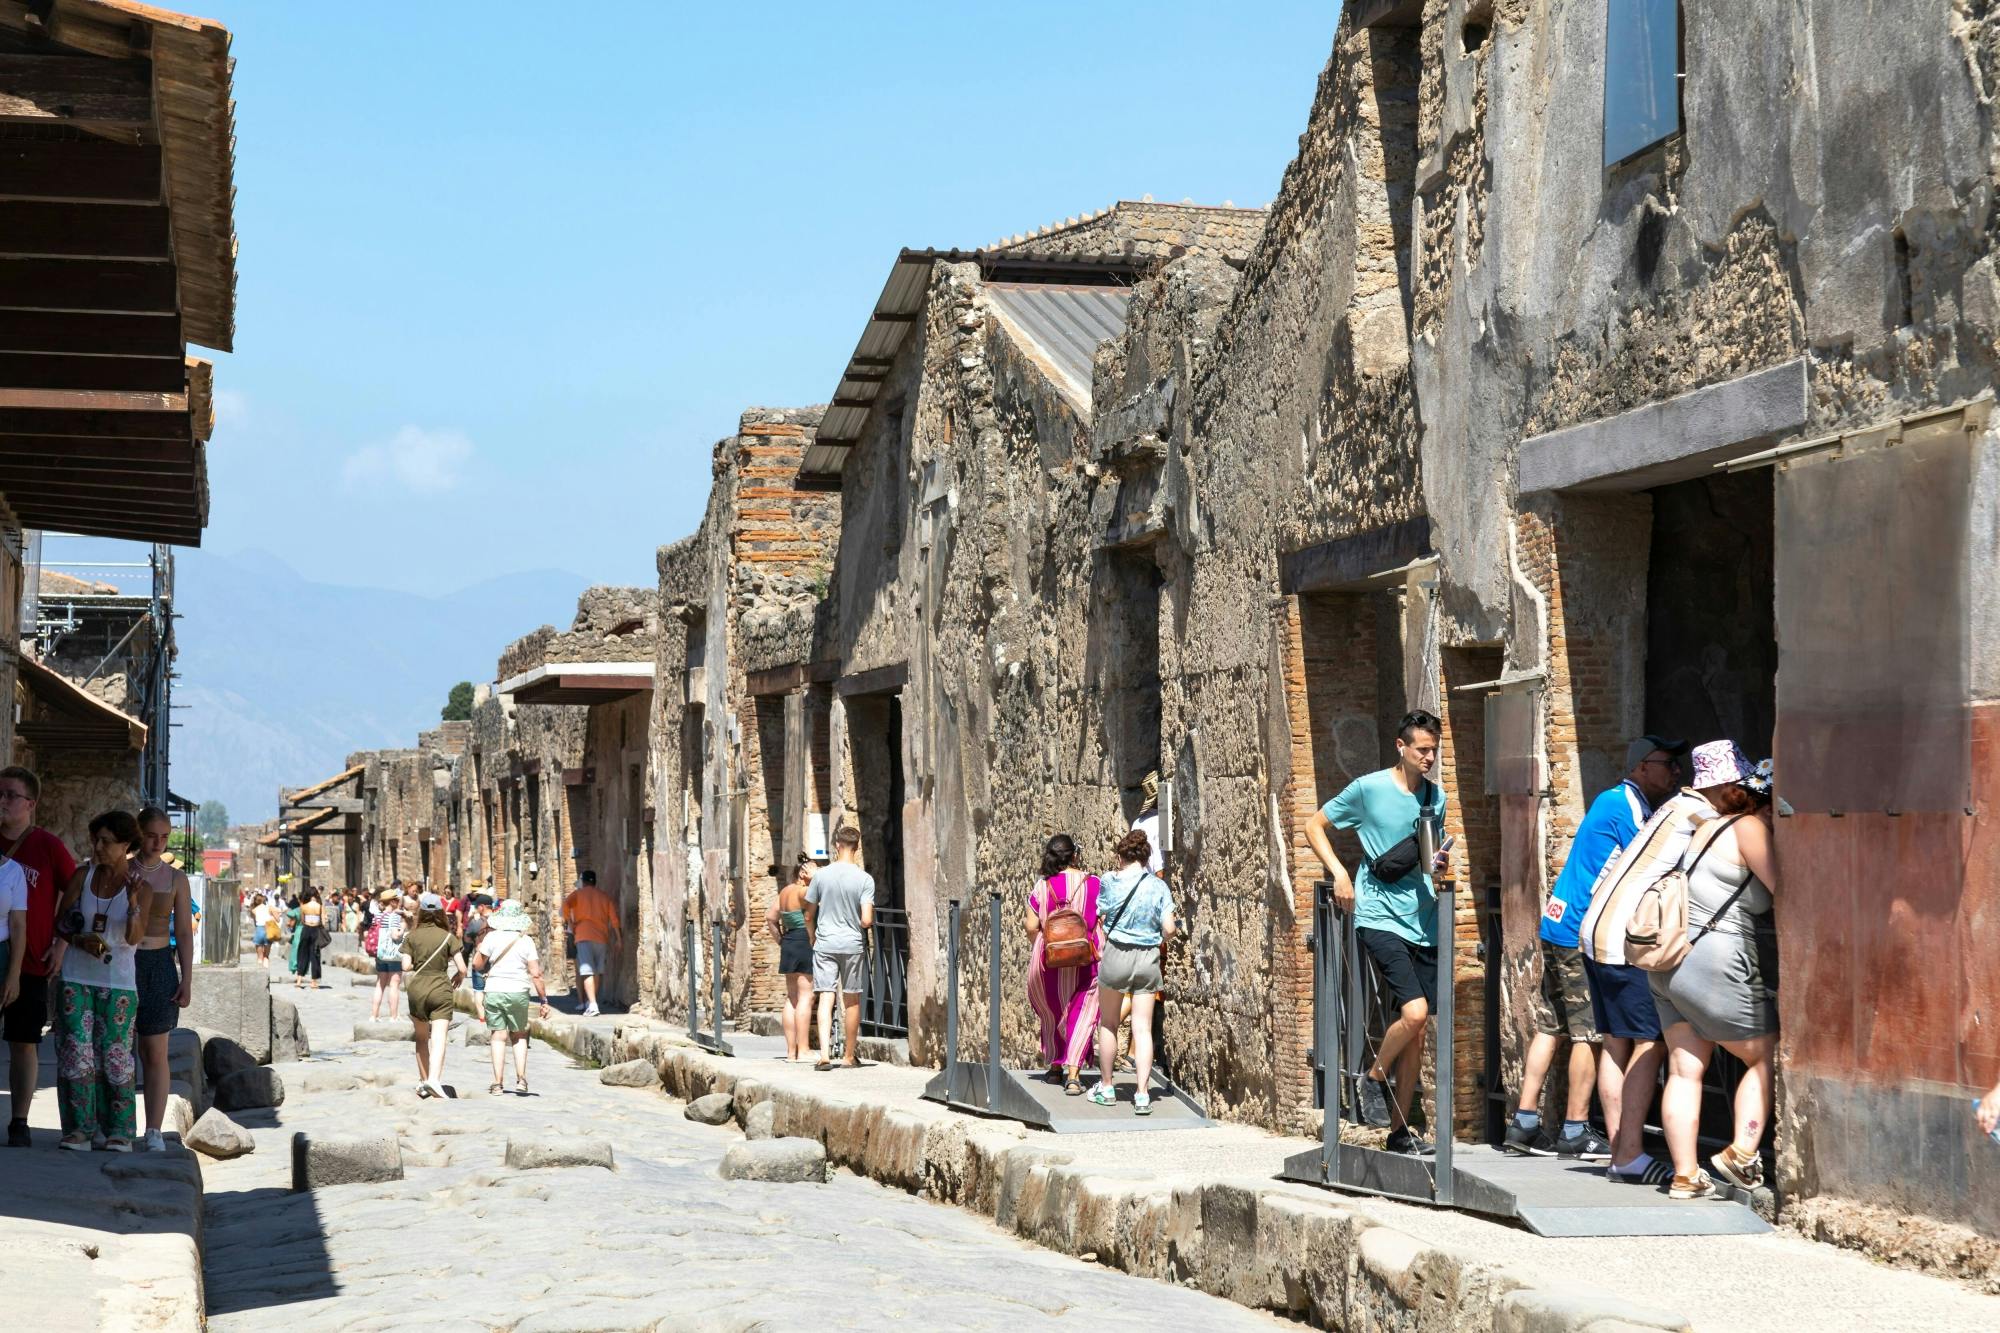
[50,811,150,1151]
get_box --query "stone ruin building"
[310,1,1998,1271]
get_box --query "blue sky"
[68,3,1343,595]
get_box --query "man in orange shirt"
[560,870,620,1017]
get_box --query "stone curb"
[502,1005,1693,1333]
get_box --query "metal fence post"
[1319,883,1340,1185]
[986,891,1003,1112]
[1435,881,1456,1206]
[945,900,961,1083]
[710,919,727,1051]
[685,917,699,1041]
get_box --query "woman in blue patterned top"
[1087,828,1175,1115]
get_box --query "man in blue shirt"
[1505,735,1684,1170]
[1306,710,1450,1156]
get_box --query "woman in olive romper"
[401,892,463,1100]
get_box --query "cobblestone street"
[198,966,1281,1331]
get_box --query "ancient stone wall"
[985,201,1266,264]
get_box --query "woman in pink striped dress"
[1025,833,1101,1096]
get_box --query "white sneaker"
[583,1004,600,1017]
[142,1129,166,1153]
[1133,1092,1153,1117]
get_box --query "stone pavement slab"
[201,961,1288,1331]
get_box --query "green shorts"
[485,990,533,1033]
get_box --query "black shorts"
[136,946,181,1037]
[778,928,812,975]
[1,963,49,1045]
[1356,926,1438,1012]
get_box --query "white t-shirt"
[475,928,539,992]
[0,858,25,942]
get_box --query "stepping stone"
[186,1107,255,1160]
[599,1059,659,1088]
[504,1137,615,1171]
[719,1137,826,1183]
[744,1100,776,1141]
[291,1132,403,1190]
[353,1019,415,1042]
[214,1065,285,1112]
[685,1092,734,1125]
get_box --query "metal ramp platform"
[920,894,1214,1134]
[1280,1141,1770,1237]
[1283,879,1768,1238]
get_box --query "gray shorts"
[575,940,607,977]
[1098,939,1163,995]
[813,950,863,994]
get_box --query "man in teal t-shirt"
[1305,710,1449,1155]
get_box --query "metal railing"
[1296,876,1457,1205]
[861,906,909,1037]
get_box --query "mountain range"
[169,549,590,822]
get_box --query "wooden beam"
[0,257,179,315]
[0,436,196,465]
[0,202,173,262]
[830,396,874,410]
[0,138,160,204]
[0,54,153,128]
[0,473,198,504]
[0,405,191,439]
[4,501,200,544]
[0,350,183,392]
[0,309,181,358]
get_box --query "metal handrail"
[862,906,910,1037]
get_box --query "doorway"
[845,690,908,1036]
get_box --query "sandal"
[1669,1168,1715,1200]
[515,1078,529,1095]
[488,1082,504,1095]
[1064,1075,1084,1097]
[416,1084,435,1100]
[59,1133,91,1152]
[103,1136,132,1153]
[1710,1144,1763,1191]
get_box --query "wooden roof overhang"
[0,0,235,547]
[496,661,656,706]
[16,649,146,751]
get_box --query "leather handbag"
[1040,874,1097,971]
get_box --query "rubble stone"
[186,1107,256,1160]
[719,1137,827,1184]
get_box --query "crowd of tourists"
[0,766,196,1152]
[1300,710,1803,1201]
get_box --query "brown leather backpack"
[1040,873,1097,971]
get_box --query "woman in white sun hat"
[473,898,551,1096]
[1651,741,1781,1202]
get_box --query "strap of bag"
[1684,813,1753,943]
[412,932,453,974]
[1100,873,1146,943]
[478,933,521,973]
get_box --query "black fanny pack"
[1367,781,1439,884]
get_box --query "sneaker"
[1710,1143,1764,1191]
[1668,1168,1715,1200]
[1357,1076,1393,1129]
[103,1136,132,1153]
[142,1129,166,1153]
[5,1120,29,1148]
[1502,1119,1556,1156]
[1386,1127,1435,1156]
[1606,1155,1674,1186]
[1555,1128,1612,1161]
[583,1004,600,1017]
[59,1133,91,1152]
[1086,1083,1118,1107]
[1133,1092,1152,1117]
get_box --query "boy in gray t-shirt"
[805,827,875,1069]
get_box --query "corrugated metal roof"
[984,283,1132,408]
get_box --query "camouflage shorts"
[1531,940,1598,1042]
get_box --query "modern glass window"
[1604,0,1681,166]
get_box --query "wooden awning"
[15,649,146,751]
[497,661,655,706]
[0,0,236,547]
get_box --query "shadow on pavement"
[200,1184,338,1315]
